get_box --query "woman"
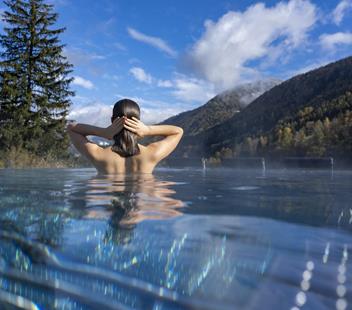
[67,98,183,174]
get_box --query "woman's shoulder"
[137,143,151,156]
[104,144,152,161]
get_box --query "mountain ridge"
[159,78,281,136]
[176,55,352,159]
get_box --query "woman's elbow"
[175,126,184,135]
[66,122,77,132]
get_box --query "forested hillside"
[176,56,352,161]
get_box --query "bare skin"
[67,116,183,174]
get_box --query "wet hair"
[111,99,141,157]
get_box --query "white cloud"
[129,67,153,84]
[185,0,317,90]
[140,106,186,124]
[63,47,106,65]
[127,27,177,57]
[157,79,173,88]
[171,75,216,103]
[127,64,214,103]
[332,0,352,25]
[128,67,214,103]
[72,76,94,89]
[68,102,113,127]
[320,32,352,50]
[129,67,173,89]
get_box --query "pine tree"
[0,0,74,158]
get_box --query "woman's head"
[111,98,141,157]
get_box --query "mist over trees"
[0,0,74,166]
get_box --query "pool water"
[0,168,351,310]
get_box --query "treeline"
[211,91,352,161]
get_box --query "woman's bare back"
[95,144,157,174]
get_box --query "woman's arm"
[144,125,184,137]
[67,123,106,138]
[123,117,183,138]
[124,117,183,163]
[67,117,125,140]
[66,117,125,162]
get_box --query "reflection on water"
[0,168,351,309]
[83,174,184,226]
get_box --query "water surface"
[0,168,351,309]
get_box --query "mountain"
[74,80,280,150]
[159,79,281,136]
[178,56,352,159]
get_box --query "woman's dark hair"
[111,99,141,157]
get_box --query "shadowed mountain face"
[159,79,281,136]
[177,55,352,157]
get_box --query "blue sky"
[1,0,352,126]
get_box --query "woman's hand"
[124,117,150,138]
[103,117,126,140]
